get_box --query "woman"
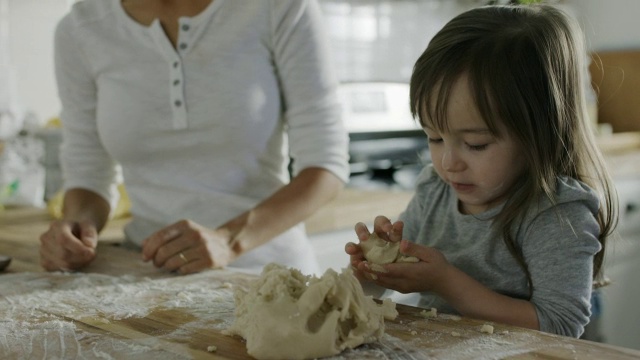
[40,0,349,275]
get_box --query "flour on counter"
[0,269,585,359]
[0,269,245,359]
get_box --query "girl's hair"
[410,5,618,293]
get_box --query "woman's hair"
[409,5,618,293]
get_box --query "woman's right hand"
[39,219,99,271]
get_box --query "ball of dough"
[360,233,419,265]
[228,263,398,360]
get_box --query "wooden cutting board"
[2,197,640,359]
[2,251,639,360]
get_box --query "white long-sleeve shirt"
[54,0,350,274]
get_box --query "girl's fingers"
[354,222,370,241]
[389,221,404,243]
[373,216,392,235]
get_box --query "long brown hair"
[410,5,617,294]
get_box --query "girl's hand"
[345,216,404,282]
[141,219,236,275]
[40,220,98,271]
[370,240,452,294]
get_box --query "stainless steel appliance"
[337,82,429,190]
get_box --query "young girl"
[345,4,617,338]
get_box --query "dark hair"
[410,5,617,293]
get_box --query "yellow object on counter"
[46,117,62,128]
[46,184,131,220]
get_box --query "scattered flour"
[0,270,243,359]
[0,270,584,360]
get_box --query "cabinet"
[599,176,640,349]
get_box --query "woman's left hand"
[141,219,236,274]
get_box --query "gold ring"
[179,252,188,263]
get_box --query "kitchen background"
[1,0,639,351]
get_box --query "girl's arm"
[368,240,540,330]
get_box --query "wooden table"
[2,191,640,359]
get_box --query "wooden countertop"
[2,190,640,359]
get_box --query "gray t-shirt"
[398,165,601,337]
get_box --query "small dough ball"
[480,324,494,334]
[360,233,419,265]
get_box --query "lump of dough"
[228,263,398,360]
[360,233,419,265]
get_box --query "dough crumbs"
[177,291,191,300]
[228,263,398,360]
[410,330,418,336]
[220,329,233,336]
[207,345,217,352]
[222,282,233,289]
[480,324,494,334]
[368,263,387,273]
[93,317,110,324]
[500,330,510,335]
[419,307,438,318]
[451,331,461,337]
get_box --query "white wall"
[570,0,640,52]
[4,0,640,124]
[6,0,70,123]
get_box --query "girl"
[346,4,617,338]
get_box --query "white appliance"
[337,82,421,134]
[599,176,640,350]
[337,82,428,182]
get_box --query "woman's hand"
[141,219,237,274]
[39,220,99,271]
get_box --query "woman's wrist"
[218,210,261,258]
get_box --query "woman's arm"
[62,188,111,232]
[221,167,344,255]
[141,167,345,273]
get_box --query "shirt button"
[182,24,190,31]
[173,79,180,86]
[173,61,179,68]
[179,43,188,50]
[174,100,182,107]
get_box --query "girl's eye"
[428,137,443,145]
[467,143,488,151]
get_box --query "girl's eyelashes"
[467,143,488,151]
[427,137,488,151]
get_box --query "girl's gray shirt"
[397,165,601,337]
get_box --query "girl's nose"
[441,148,464,172]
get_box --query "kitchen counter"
[2,190,640,359]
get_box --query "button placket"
[170,57,187,129]
[177,18,191,54]
[167,18,193,129]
